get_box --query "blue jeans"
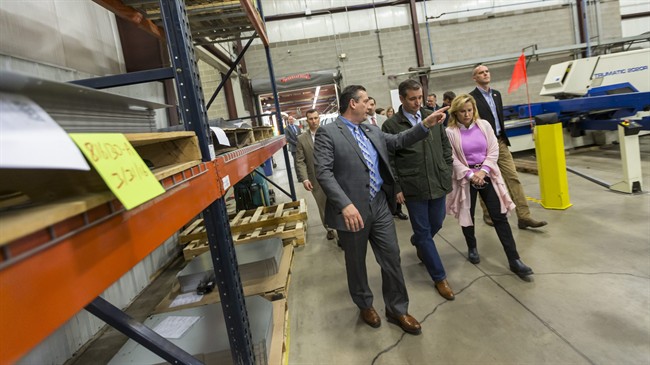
[404,196,447,282]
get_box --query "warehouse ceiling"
[259,84,339,118]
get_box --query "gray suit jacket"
[314,117,429,231]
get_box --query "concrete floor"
[68,137,650,364]
[282,138,650,365]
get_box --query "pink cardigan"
[445,119,515,226]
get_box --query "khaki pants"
[481,139,531,221]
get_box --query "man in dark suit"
[314,85,448,335]
[470,64,547,229]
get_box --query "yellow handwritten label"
[69,133,165,210]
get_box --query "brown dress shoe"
[385,310,421,335]
[435,279,455,301]
[360,307,381,328]
[518,218,548,229]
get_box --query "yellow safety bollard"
[533,113,572,209]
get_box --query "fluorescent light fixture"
[312,85,320,110]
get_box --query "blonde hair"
[447,93,480,128]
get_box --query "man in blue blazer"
[314,85,448,335]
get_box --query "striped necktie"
[353,126,379,200]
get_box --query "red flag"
[508,53,527,93]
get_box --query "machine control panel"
[619,120,643,136]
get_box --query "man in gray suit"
[314,85,448,335]
[295,109,337,242]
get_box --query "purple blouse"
[459,122,492,178]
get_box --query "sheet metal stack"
[0,70,166,133]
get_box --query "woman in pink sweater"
[445,94,533,279]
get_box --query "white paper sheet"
[152,316,201,339]
[0,93,90,170]
[209,126,230,146]
[169,292,204,308]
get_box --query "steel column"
[158,1,255,364]
[408,0,428,94]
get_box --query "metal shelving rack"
[0,0,289,364]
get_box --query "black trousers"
[462,178,520,261]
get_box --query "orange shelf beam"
[213,136,285,195]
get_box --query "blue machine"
[503,85,650,137]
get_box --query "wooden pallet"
[180,200,308,250]
[182,218,306,260]
[230,200,308,233]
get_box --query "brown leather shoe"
[518,218,548,229]
[435,279,455,301]
[385,310,421,335]
[360,307,381,328]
